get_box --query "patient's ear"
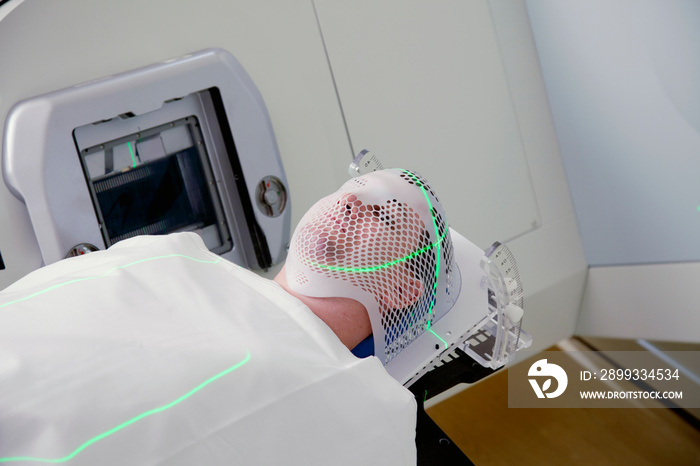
[380,275,423,309]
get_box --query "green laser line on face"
[306,170,446,326]
[403,170,442,315]
[307,230,447,273]
[310,170,446,277]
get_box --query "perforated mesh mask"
[286,169,461,364]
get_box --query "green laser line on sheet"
[0,352,251,464]
[0,254,221,312]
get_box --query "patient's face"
[287,168,456,362]
[293,189,427,309]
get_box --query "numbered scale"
[350,149,531,370]
[348,149,533,464]
[463,241,531,368]
[348,149,384,176]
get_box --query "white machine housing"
[3,48,290,270]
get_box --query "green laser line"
[306,169,446,337]
[305,170,447,278]
[306,170,448,274]
[429,329,449,349]
[403,171,442,315]
[127,141,137,168]
[310,231,447,273]
[0,254,221,312]
[0,352,251,464]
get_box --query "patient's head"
[277,169,459,363]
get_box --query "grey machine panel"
[3,48,290,270]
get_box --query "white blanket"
[0,233,416,465]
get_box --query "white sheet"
[0,233,416,465]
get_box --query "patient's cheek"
[297,209,386,267]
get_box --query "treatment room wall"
[314,0,588,352]
[0,0,352,284]
[0,0,588,352]
[527,1,700,343]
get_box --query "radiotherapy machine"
[1,45,532,381]
[0,45,534,463]
[3,48,290,271]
